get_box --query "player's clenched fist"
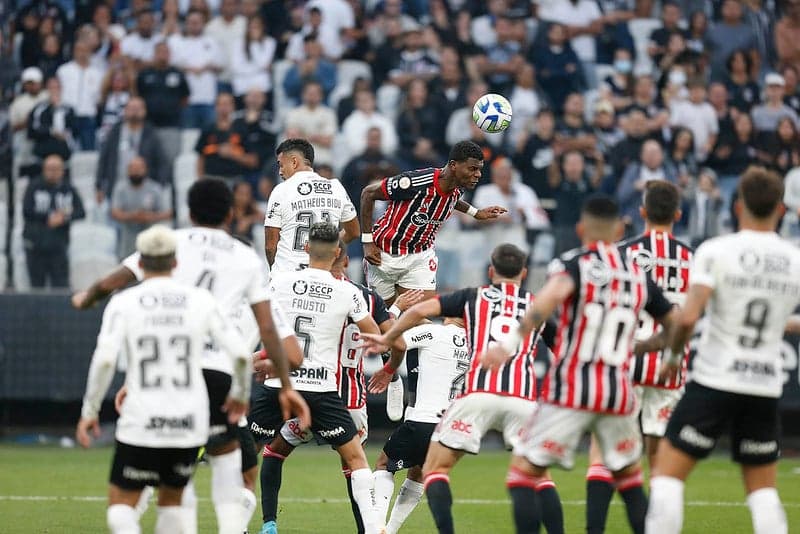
[363,242,382,266]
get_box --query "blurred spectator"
[371,17,406,87]
[337,77,371,125]
[136,41,190,166]
[36,34,65,80]
[396,78,444,160]
[477,13,526,95]
[708,113,759,182]
[235,89,277,191]
[608,108,650,181]
[759,116,800,175]
[230,16,277,101]
[169,9,224,128]
[10,68,47,174]
[751,72,800,132]
[97,67,135,146]
[368,0,418,48]
[159,0,183,38]
[655,32,698,90]
[286,7,343,62]
[471,0,508,48]
[774,0,800,76]
[783,65,800,115]
[556,93,597,159]
[228,180,264,244]
[648,2,685,66]
[669,127,699,188]
[111,157,173,258]
[531,23,583,114]
[16,4,66,69]
[447,81,502,150]
[56,40,103,150]
[195,93,259,184]
[22,154,85,288]
[548,150,601,254]
[306,0,357,58]
[428,46,469,127]
[617,140,679,232]
[621,74,669,135]
[782,165,800,237]
[541,0,603,88]
[283,34,337,104]
[515,109,558,212]
[707,82,735,135]
[707,0,758,81]
[206,0,247,90]
[341,127,401,210]
[686,167,724,247]
[284,81,336,165]
[593,100,625,157]
[670,78,718,161]
[96,97,169,204]
[508,63,543,147]
[724,49,760,112]
[600,48,634,111]
[120,8,162,69]
[341,88,398,158]
[28,77,77,163]
[386,24,440,89]
[685,10,710,56]
[401,137,441,169]
[87,4,125,71]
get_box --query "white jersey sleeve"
[271,300,295,339]
[264,182,286,229]
[81,296,126,420]
[205,295,252,402]
[349,286,370,323]
[123,252,144,280]
[333,179,357,222]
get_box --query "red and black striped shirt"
[373,167,462,255]
[541,242,672,415]
[438,283,541,400]
[622,231,693,389]
[336,281,391,409]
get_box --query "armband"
[388,304,402,318]
[361,233,373,243]
[466,206,479,218]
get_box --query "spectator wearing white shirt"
[169,9,224,129]
[56,39,103,150]
[205,0,247,90]
[341,88,399,159]
[285,7,346,62]
[10,67,48,176]
[230,16,276,101]
[284,81,337,166]
[670,78,719,162]
[541,0,603,88]
[470,0,508,49]
[751,73,800,133]
[306,0,355,55]
[120,9,163,69]
[508,63,542,148]
[782,166,800,238]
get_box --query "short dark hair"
[491,244,528,278]
[643,181,680,224]
[582,195,619,220]
[188,178,233,226]
[276,138,315,166]
[308,222,339,244]
[141,254,174,272]
[449,140,483,163]
[738,166,784,218]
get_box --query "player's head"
[577,195,623,244]
[489,244,528,283]
[136,225,177,274]
[447,140,484,190]
[736,166,785,225]
[276,138,315,179]
[188,178,234,227]
[330,239,349,279]
[640,180,682,228]
[304,222,341,266]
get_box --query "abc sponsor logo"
[450,419,473,434]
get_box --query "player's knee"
[611,461,641,480]
[339,439,369,470]
[646,476,684,534]
[747,488,787,534]
[107,504,139,534]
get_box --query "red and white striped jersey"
[438,283,541,401]
[373,167,462,255]
[337,281,391,409]
[541,242,673,415]
[622,231,693,389]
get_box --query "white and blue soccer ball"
[472,93,513,133]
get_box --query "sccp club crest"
[292,280,308,295]
[297,182,312,195]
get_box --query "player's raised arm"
[662,283,713,381]
[454,198,508,220]
[71,264,137,309]
[359,180,388,266]
[207,301,253,423]
[360,297,443,355]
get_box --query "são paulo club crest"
[585,258,612,286]
[630,248,655,272]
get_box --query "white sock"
[238,488,257,531]
[386,479,424,534]
[747,487,787,534]
[155,506,183,534]
[180,480,198,533]
[351,468,380,533]
[209,448,247,534]
[645,476,684,534]
[373,470,395,524]
[133,486,154,518]
[107,504,140,534]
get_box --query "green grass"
[0,444,798,533]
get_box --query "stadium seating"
[180,128,202,155]
[173,153,198,227]
[10,227,29,291]
[69,253,119,291]
[69,222,117,258]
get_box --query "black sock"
[536,485,564,534]
[259,451,284,523]
[425,477,455,534]
[508,486,541,534]
[344,473,365,534]
[618,485,648,534]
[586,479,614,534]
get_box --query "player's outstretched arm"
[360,298,442,355]
[360,182,388,266]
[785,315,800,335]
[71,265,137,309]
[454,199,508,220]
[340,216,360,244]
[251,301,292,387]
[660,284,712,381]
[265,226,280,268]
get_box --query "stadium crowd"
[2,0,800,290]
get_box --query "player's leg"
[154,446,200,534]
[733,393,786,534]
[386,467,425,534]
[421,442,464,534]
[640,386,683,472]
[585,436,613,534]
[108,485,144,534]
[373,451,394,528]
[336,437,382,533]
[153,485,184,534]
[345,407,370,534]
[107,442,157,534]
[259,434,297,533]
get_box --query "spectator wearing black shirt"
[195,93,259,185]
[36,33,65,80]
[707,82,736,136]
[396,78,444,160]
[707,112,759,178]
[514,109,558,216]
[341,126,401,211]
[724,49,761,112]
[428,46,469,128]
[759,116,800,176]
[607,108,651,187]
[22,154,85,288]
[136,42,190,165]
[555,93,597,160]
[648,3,685,66]
[782,64,800,115]
[548,150,600,254]
[531,23,583,114]
[233,88,277,194]
[27,77,77,164]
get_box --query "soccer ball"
[472,93,513,133]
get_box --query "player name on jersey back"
[690,231,800,398]
[267,268,369,392]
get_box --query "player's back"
[267,268,368,392]
[265,171,357,272]
[691,230,800,397]
[110,277,215,448]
